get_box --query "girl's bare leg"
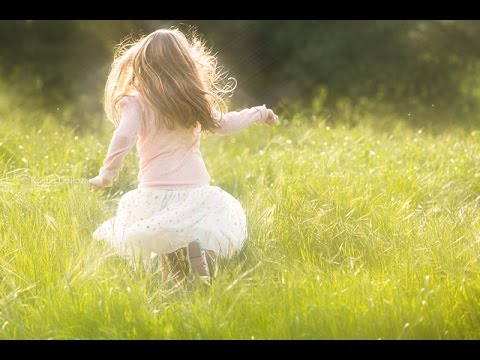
[165,248,188,282]
[161,246,218,283]
[159,255,170,283]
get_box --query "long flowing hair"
[104,27,236,131]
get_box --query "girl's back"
[134,95,210,189]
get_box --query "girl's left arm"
[212,105,278,136]
[89,97,142,189]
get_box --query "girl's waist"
[138,155,210,186]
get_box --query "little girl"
[89,28,278,284]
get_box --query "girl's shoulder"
[118,94,144,112]
[117,95,147,135]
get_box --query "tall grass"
[0,111,479,339]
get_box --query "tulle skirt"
[92,185,247,259]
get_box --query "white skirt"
[92,185,247,259]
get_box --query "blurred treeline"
[1,20,480,131]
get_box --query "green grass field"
[1,112,479,339]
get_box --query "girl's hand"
[256,105,279,126]
[89,176,113,190]
[265,108,279,125]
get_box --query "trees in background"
[1,20,480,129]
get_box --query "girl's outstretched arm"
[212,105,279,136]
[89,97,142,189]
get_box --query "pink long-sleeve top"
[96,96,270,189]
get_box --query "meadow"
[0,110,479,339]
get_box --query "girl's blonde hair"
[104,27,236,132]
